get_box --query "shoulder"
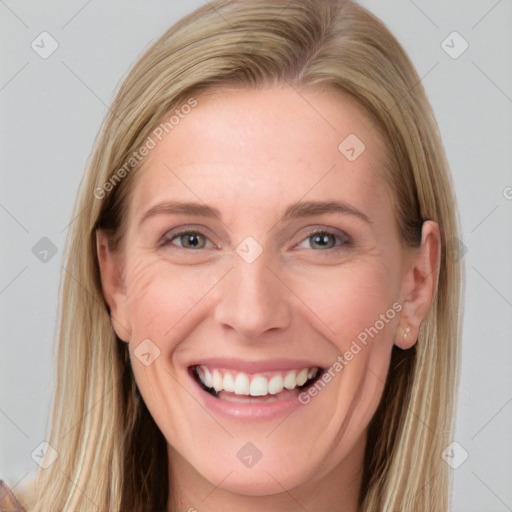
[0,477,36,512]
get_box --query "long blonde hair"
[31,1,462,510]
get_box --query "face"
[98,85,439,501]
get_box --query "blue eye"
[163,230,215,250]
[161,228,350,252]
[296,229,350,251]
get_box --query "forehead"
[129,85,392,228]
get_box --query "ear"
[96,229,131,342]
[396,221,441,349]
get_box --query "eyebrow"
[139,199,371,226]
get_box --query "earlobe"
[395,221,441,349]
[395,324,416,349]
[95,230,131,342]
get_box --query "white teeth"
[223,372,235,392]
[195,366,319,397]
[234,373,250,395]
[308,368,318,380]
[212,369,223,392]
[296,368,308,386]
[268,375,284,395]
[203,367,213,388]
[283,370,297,390]
[249,376,268,396]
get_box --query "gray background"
[1,1,511,510]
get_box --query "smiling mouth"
[191,365,324,402]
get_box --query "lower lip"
[188,371,307,421]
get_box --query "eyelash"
[160,228,352,253]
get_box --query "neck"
[167,433,366,512]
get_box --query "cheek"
[123,254,228,342]
[122,255,227,435]
[124,258,180,340]
[288,259,400,350]
[290,260,399,417]
[269,260,400,469]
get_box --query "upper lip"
[188,357,325,374]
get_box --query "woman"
[3,0,463,510]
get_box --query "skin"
[97,85,440,512]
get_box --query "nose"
[213,248,292,342]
